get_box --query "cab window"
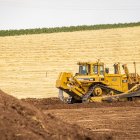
[93,65,98,74]
[79,65,88,75]
[100,65,104,75]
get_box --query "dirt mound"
[0,90,112,140]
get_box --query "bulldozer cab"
[78,61,104,75]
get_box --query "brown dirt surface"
[22,97,64,109]
[0,90,111,140]
[23,98,140,140]
[22,97,140,110]
[46,106,140,140]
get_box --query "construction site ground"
[23,98,140,140]
[0,89,140,140]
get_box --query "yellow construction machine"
[56,60,140,103]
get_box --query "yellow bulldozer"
[56,60,140,103]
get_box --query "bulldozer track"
[82,84,123,102]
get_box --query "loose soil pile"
[0,90,111,140]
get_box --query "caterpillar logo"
[112,78,117,81]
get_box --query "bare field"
[0,26,140,98]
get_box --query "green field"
[0,22,140,37]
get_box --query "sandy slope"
[0,26,140,98]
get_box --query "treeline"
[0,22,140,37]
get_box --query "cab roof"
[77,61,104,65]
